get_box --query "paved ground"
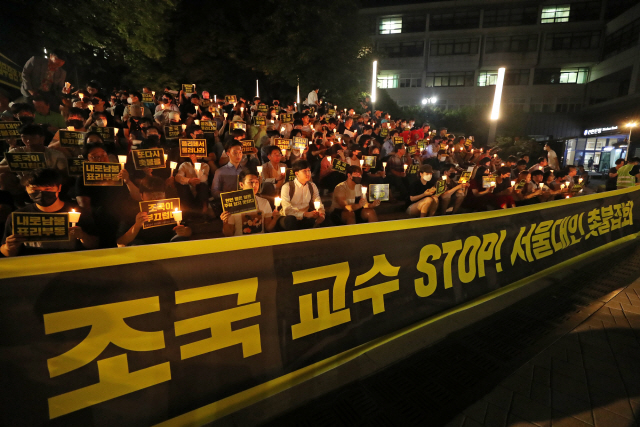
[261,242,640,427]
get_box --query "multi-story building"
[361,0,640,170]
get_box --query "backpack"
[288,180,317,212]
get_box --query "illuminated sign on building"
[583,126,618,136]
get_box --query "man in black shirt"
[606,158,625,191]
[407,164,439,217]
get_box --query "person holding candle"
[221,171,279,236]
[528,157,548,173]
[0,125,67,177]
[1,168,98,257]
[490,166,517,209]
[329,165,380,225]
[386,144,409,202]
[260,146,287,198]
[279,160,325,231]
[320,144,347,192]
[175,154,211,218]
[116,176,192,246]
[439,163,471,213]
[406,164,440,217]
[211,140,248,216]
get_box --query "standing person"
[304,87,320,107]
[544,143,560,170]
[20,51,68,106]
[606,159,625,191]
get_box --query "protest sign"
[0,121,21,138]
[5,152,46,172]
[258,104,268,113]
[139,198,181,229]
[182,84,195,94]
[200,99,211,109]
[417,140,427,151]
[380,128,389,137]
[280,113,293,124]
[230,121,247,132]
[82,162,122,186]
[220,189,257,214]
[141,93,154,103]
[407,164,420,175]
[67,158,84,176]
[393,136,404,146]
[254,116,266,126]
[59,130,86,148]
[225,95,237,104]
[241,140,256,154]
[93,127,116,143]
[274,138,292,151]
[164,125,181,139]
[515,180,526,190]
[435,179,447,196]
[132,148,166,169]
[482,175,497,189]
[363,156,376,168]
[368,183,390,202]
[11,212,69,242]
[407,145,417,156]
[292,136,308,151]
[199,120,217,134]
[179,139,207,157]
[286,168,296,182]
[332,158,348,174]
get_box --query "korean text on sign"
[179,139,207,157]
[0,121,20,137]
[132,149,166,169]
[12,212,69,242]
[6,152,46,172]
[83,162,123,186]
[140,198,181,228]
[59,130,87,147]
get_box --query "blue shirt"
[211,161,244,198]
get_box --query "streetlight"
[625,122,637,161]
[371,60,377,114]
[487,67,506,145]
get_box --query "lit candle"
[327,156,332,163]
[280,166,286,174]
[494,154,497,158]
[403,164,408,171]
[224,112,228,119]
[561,183,566,189]
[282,149,287,157]
[241,107,244,114]
[579,178,583,183]
[566,181,570,187]
[118,155,127,167]
[383,161,387,169]
[257,165,263,175]
[359,159,364,167]
[114,128,119,135]
[194,162,202,172]
[333,129,337,133]
[195,105,199,112]
[314,201,321,211]
[79,93,84,100]
[68,209,81,227]
[452,147,455,152]
[490,181,496,187]
[194,119,200,125]
[88,104,94,111]
[152,91,155,96]
[315,112,317,117]
[67,126,74,131]
[214,95,217,102]
[163,154,168,162]
[160,103,165,110]
[511,180,515,186]
[170,161,177,173]
[274,197,282,208]
[362,186,368,197]
[171,208,183,224]
[565,195,570,199]
[501,163,505,166]
[181,124,187,131]
[471,149,474,153]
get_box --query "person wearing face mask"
[1,168,98,257]
[175,153,211,218]
[329,165,380,225]
[156,93,180,114]
[32,95,66,132]
[122,91,152,122]
[48,107,87,158]
[407,164,439,217]
[0,125,67,176]
[439,163,469,214]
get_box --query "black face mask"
[352,177,362,184]
[67,119,84,129]
[29,190,58,207]
[19,116,34,125]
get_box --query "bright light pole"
[625,122,637,161]
[487,67,506,145]
[371,60,377,115]
[256,80,259,98]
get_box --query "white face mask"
[96,119,106,127]
[423,174,432,181]
[127,97,133,104]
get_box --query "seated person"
[0,124,67,176]
[329,165,380,225]
[116,176,192,246]
[1,168,98,257]
[319,144,348,192]
[260,145,287,197]
[386,144,409,201]
[491,166,516,209]
[439,163,468,214]
[221,170,279,236]
[280,160,325,230]
[407,164,439,217]
[174,154,210,217]
[362,146,386,186]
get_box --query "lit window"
[379,17,402,34]
[377,74,399,89]
[541,5,570,23]
[559,68,589,84]
[477,71,499,86]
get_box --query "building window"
[377,74,399,89]
[555,97,582,112]
[544,32,601,50]
[478,71,499,86]
[534,68,589,84]
[430,38,479,56]
[507,98,527,112]
[403,15,426,33]
[483,6,538,28]
[379,17,402,34]
[425,71,475,87]
[530,97,555,112]
[504,69,530,85]
[430,10,480,31]
[399,73,422,88]
[378,41,424,57]
[485,35,538,53]
[603,18,640,59]
[541,5,571,23]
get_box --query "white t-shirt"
[330,181,362,212]
[306,90,318,105]
[227,196,272,236]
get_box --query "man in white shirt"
[221,171,279,236]
[280,160,325,230]
[545,143,560,170]
[304,87,320,106]
[329,165,380,225]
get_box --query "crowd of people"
[0,52,636,257]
